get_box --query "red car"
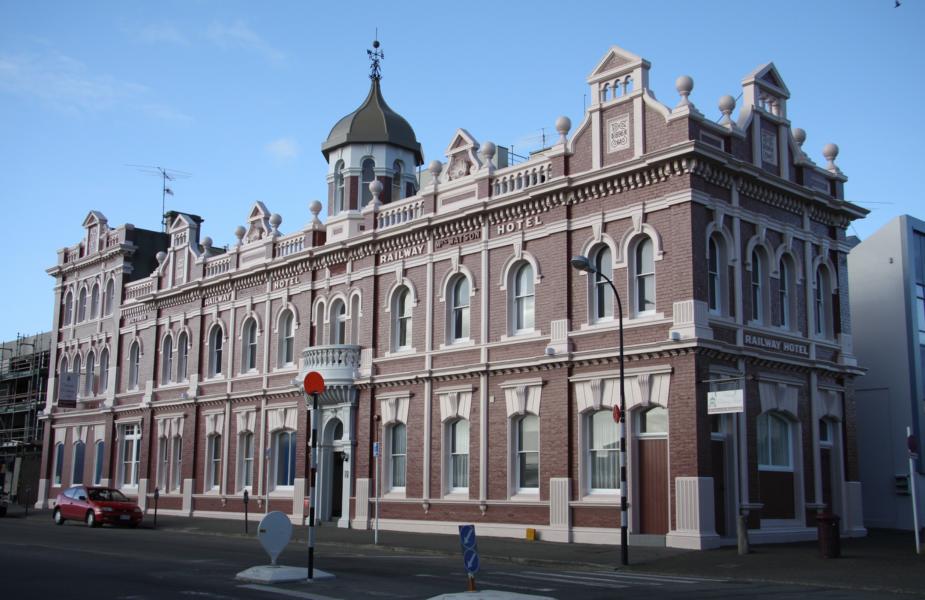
[53,486,143,528]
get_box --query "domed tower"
[321,40,424,219]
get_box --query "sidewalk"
[8,505,925,595]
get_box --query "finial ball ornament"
[718,95,736,112]
[675,75,694,95]
[202,236,213,248]
[156,251,167,264]
[309,200,322,215]
[369,179,383,195]
[481,141,496,160]
[372,40,380,49]
[235,225,246,239]
[428,160,443,176]
[269,213,282,227]
[555,116,572,135]
[822,143,839,161]
[792,128,806,146]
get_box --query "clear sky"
[1,0,922,342]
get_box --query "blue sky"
[1,0,922,341]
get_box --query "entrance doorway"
[636,406,669,535]
[331,451,344,519]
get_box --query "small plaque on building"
[58,373,78,408]
[607,114,631,153]
[761,130,778,166]
[707,388,743,414]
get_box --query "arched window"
[53,442,64,485]
[93,439,105,485]
[511,262,535,333]
[449,276,470,342]
[63,291,73,325]
[99,349,109,394]
[161,335,173,384]
[388,423,407,490]
[515,414,539,491]
[72,441,86,485]
[208,326,223,377]
[449,419,469,490]
[273,430,297,488]
[177,333,188,381]
[588,409,618,490]
[242,319,257,372]
[128,342,140,390]
[707,235,727,315]
[633,238,656,316]
[104,278,115,316]
[757,412,792,470]
[350,295,361,344]
[779,257,794,329]
[591,245,614,322]
[750,248,767,323]
[361,158,375,206]
[278,311,295,367]
[206,434,222,490]
[815,266,833,338]
[392,160,404,201]
[84,351,95,396]
[329,300,347,345]
[90,283,100,319]
[392,287,412,351]
[77,287,88,322]
[334,160,345,213]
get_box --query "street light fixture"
[571,255,628,566]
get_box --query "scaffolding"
[0,332,51,508]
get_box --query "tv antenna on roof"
[126,164,192,232]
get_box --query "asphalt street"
[0,514,913,600]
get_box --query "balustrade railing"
[204,256,232,277]
[124,280,153,300]
[274,234,304,258]
[491,161,552,198]
[301,344,361,382]
[377,198,425,230]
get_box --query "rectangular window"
[450,420,469,490]
[916,284,925,346]
[119,424,141,487]
[589,411,618,490]
[239,432,254,490]
[158,437,169,490]
[206,434,222,490]
[171,436,183,492]
[72,442,85,485]
[390,424,407,489]
[517,415,539,490]
[94,440,105,485]
[53,443,64,485]
[274,431,296,488]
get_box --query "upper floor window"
[90,284,100,319]
[392,286,412,351]
[632,237,656,316]
[757,411,792,470]
[448,419,469,491]
[77,287,88,322]
[449,275,470,342]
[208,326,223,377]
[99,349,109,394]
[392,160,404,201]
[176,333,188,381]
[104,278,115,316]
[591,245,614,322]
[707,235,728,315]
[333,160,345,213]
[361,158,375,207]
[73,355,82,396]
[814,266,834,338]
[750,248,769,323]
[62,291,73,326]
[84,351,95,396]
[511,262,535,333]
[161,335,173,384]
[917,284,925,345]
[515,414,540,491]
[242,319,258,372]
[330,300,347,345]
[779,257,794,329]
[350,295,361,344]
[278,310,295,366]
[128,342,140,390]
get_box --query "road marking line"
[521,570,657,586]
[506,572,627,589]
[564,570,724,584]
[238,584,342,600]
[477,579,555,592]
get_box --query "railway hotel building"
[36,44,868,549]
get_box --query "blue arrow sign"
[458,524,479,574]
[463,548,480,574]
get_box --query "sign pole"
[302,371,325,581]
[374,435,381,545]
[908,427,921,555]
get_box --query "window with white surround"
[638,405,668,435]
[510,262,535,334]
[632,237,655,316]
[73,355,81,397]
[119,423,141,487]
[99,349,109,393]
[814,266,834,338]
[448,419,469,491]
[330,299,346,345]
[391,286,412,351]
[448,275,470,342]
[333,160,345,213]
[208,325,223,377]
[515,414,539,491]
[177,333,188,381]
[388,423,407,491]
[63,291,73,325]
[104,278,115,316]
[590,244,614,322]
[242,319,258,372]
[206,434,222,491]
[587,410,618,491]
[53,442,64,485]
[361,158,375,206]
[278,310,295,367]
[757,412,792,470]
[707,235,728,315]
[750,248,769,323]
[272,430,296,490]
[77,287,87,322]
[72,441,85,485]
[238,431,254,491]
[128,342,140,390]
[93,440,104,485]
[84,352,95,396]
[170,434,182,492]
[779,256,795,329]
[314,302,326,345]
[350,294,361,344]
[157,436,170,490]
[90,283,100,319]
[161,335,173,384]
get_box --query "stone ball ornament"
[428,160,443,177]
[675,75,694,96]
[202,236,213,249]
[369,179,383,195]
[480,141,496,160]
[309,200,323,215]
[269,213,282,228]
[718,95,736,113]
[792,128,806,147]
[156,251,167,264]
[822,143,839,161]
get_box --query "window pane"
[769,415,789,467]
[73,442,85,484]
[519,451,539,488]
[94,441,104,485]
[590,411,618,489]
[639,406,667,434]
[519,415,539,451]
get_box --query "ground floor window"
[72,441,85,485]
[53,442,64,485]
[119,424,141,487]
[171,435,183,492]
[93,440,105,485]
[388,423,407,491]
[515,414,539,492]
[448,419,469,491]
[757,412,792,470]
[206,434,222,491]
[588,410,618,491]
[238,431,254,491]
[273,430,296,489]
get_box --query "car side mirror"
[78,495,87,501]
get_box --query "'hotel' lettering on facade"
[744,333,809,356]
[496,216,543,236]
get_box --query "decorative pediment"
[587,45,648,82]
[444,129,481,181]
[82,210,108,229]
[244,201,271,244]
[501,378,543,417]
[742,62,790,98]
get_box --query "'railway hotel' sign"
[744,333,809,357]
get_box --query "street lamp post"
[571,255,628,566]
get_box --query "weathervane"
[367,38,384,80]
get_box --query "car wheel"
[54,508,64,525]
[86,510,100,528]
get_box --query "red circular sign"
[612,404,622,423]
[303,371,325,394]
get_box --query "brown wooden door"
[638,438,668,534]
[711,439,727,536]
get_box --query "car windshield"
[88,489,129,502]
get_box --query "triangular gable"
[588,45,645,80]
[444,128,478,156]
[742,62,790,98]
[248,201,269,222]
[168,213,195,233]
[244,201,271,243]
[81,210,107,228]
